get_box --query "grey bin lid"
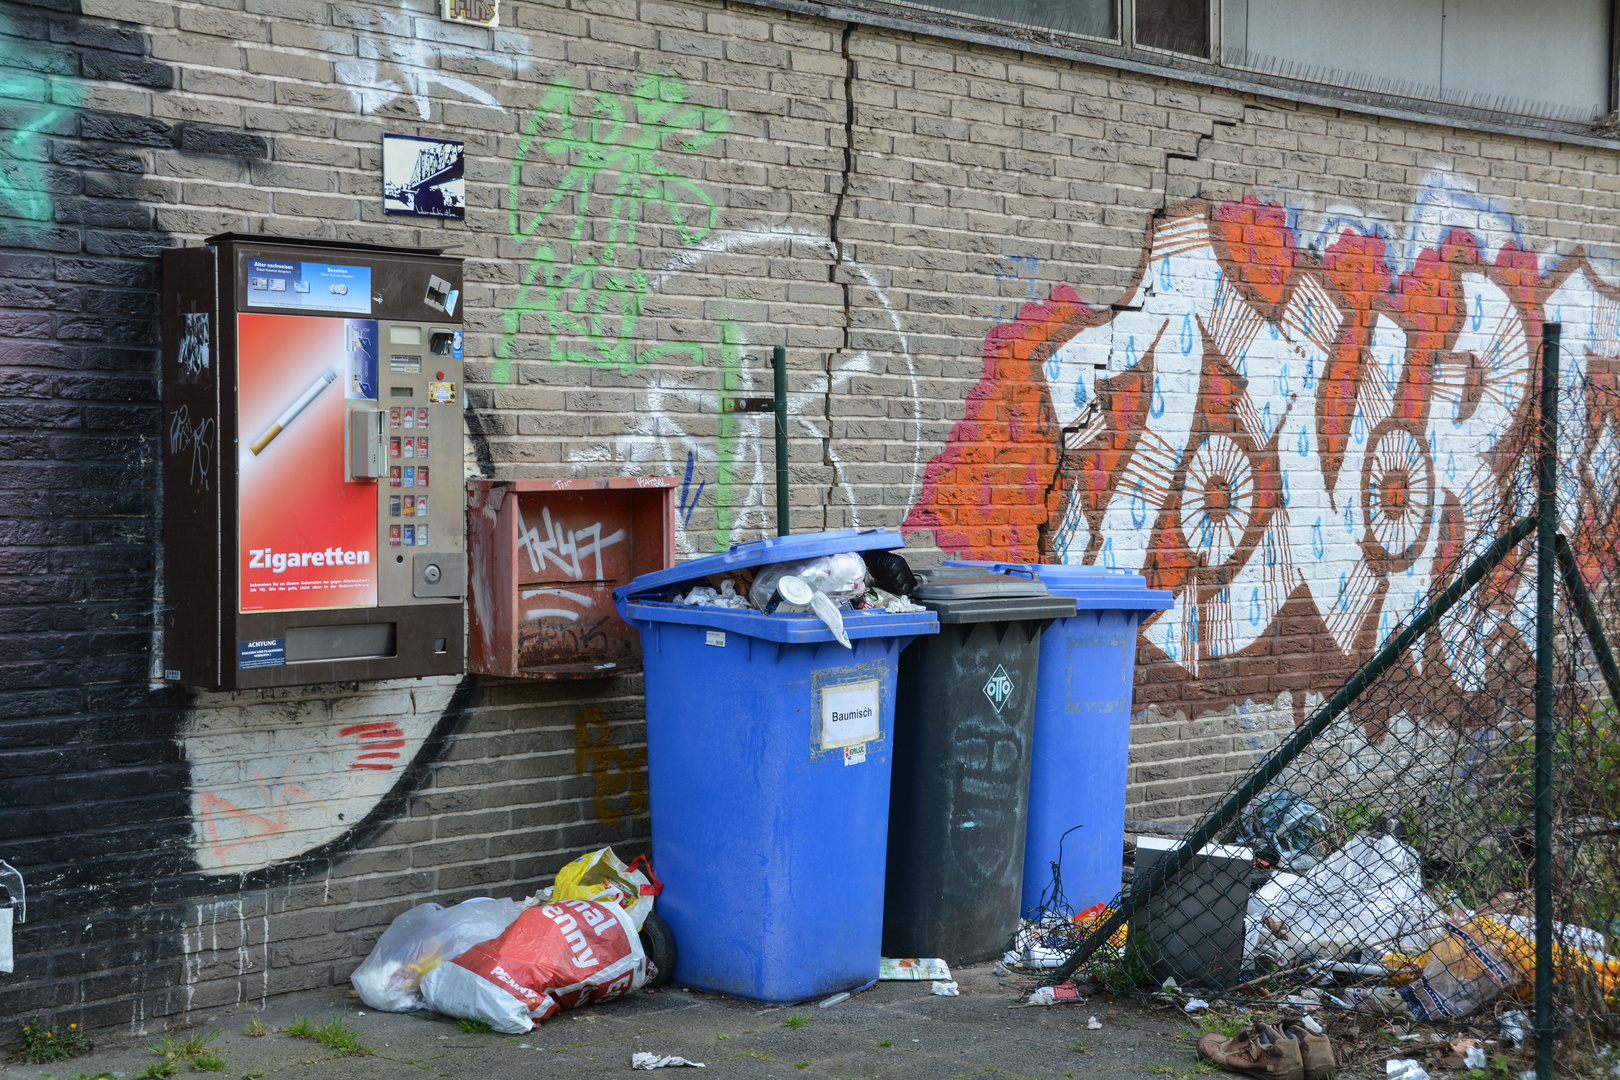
[912,568,1077,625]
[914,568,1049,600]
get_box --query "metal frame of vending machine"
[161,234,467,689]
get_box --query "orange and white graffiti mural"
[907,188,1620,720]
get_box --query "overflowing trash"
[351,847,663,1032]
[1246,834,1447,972]
[674,581,752,609]
[640,544,925,649]
[1003,918,1069,969]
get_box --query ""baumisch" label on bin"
[820,680,880,750]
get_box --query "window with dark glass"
[1136,0,1211,56]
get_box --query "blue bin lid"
[616,599,937,644]
[618,528,908,600]
[943,560,1173,612]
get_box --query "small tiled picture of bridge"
[382,133,465,220]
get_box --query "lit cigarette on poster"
[250,369,337,455]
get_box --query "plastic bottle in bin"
[750,552,868,646]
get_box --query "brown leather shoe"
[1198,1023,1306,1080]
[1281,1021,1336,1080]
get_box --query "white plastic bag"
[350,898,527,1012]
[1264,834,1447,960]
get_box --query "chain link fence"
[1020,334,1620,1075]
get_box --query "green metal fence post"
[773,345,789,537]
[1535,323,1559,1080]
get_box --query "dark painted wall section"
[0,0,270,1027]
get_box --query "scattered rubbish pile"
[1013,817,1620,1027]
[650,547,925,647]
[351,847,668,1033]
[1002,809,1620,1078]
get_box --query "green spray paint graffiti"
[500,72,744,550]
[0,15,81,240]
[500,73,728,376]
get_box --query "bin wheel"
[639,910,676,988]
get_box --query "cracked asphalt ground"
[0,963,1225,1080]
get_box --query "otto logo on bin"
[982,665,1014,713]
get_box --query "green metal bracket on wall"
[721,346,790,536]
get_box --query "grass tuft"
[140,1029,224,1077]
[280,1016,372,1057]
[457,1018,491,1034]
[189,1050,226,1073]
[782,1016,808,1029]
[1195,1013,1246,1040]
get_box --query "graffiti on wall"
[333,0,514,119]
[500,74,728,374]
[499,74,927,552]
[183,683,457,873]
[0,12,82,241]
[574,707,647,828]
[906,179,1620,712]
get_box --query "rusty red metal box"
[467,478,676,678]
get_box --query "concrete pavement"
[1,963,1224,1080]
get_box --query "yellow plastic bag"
[551,847,661,931]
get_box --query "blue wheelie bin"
[615,530,938,1003]
[946,561,1171,916]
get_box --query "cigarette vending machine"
[162,234,466,689]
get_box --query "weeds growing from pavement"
[15,1016,92,1064]
[280,1016,371,1057]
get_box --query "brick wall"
[3,0,1619,1031]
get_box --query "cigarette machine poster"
[238,313,379,611]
